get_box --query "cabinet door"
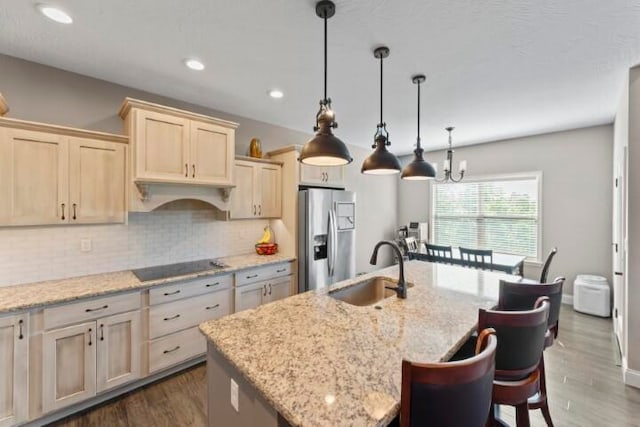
[43,322,96,412]
[0,315,28,427]
[230,161,257,219]
[96,311,141,393]
[0,128,68,226]
[134,110,190,182]
[266,276,292,304]
[299,163,344,188]
[257,164,281,218]
[68,138,126,224]
[324,165,345,187]
[235,282,266,312]
[190,121,234,185]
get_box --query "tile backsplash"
[0,207,268,287]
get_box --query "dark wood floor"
[50,307,640,427]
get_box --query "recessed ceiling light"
[37,5,73,24]
[184,59,205,71]
[268,89,284,99]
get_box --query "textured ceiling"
[1,0,639,154]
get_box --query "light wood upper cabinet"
[120,98,237,187]
[300,163,344,188]
[42,321,97,413]
[0,128,68,226]
[0,314,28,427]
[229,158,282,219]
[190,121,234,185]
[0,119,128,227]
[134,109,190,182]
[69,138,126,224]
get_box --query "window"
[431,173,541,261]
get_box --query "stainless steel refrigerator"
[298,189,356,293]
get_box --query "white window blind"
[431,174,541,260]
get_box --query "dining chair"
[479,297,550,427]
[498,277,565,427]
[460,247,493,270]
[425,243,453,264]
[400,328,497,427]
[539,248,558,283]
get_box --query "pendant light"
[298,0,353,166]
[401,75,436,180]
[361,46,401,175]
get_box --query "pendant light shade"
[299,1,352,166]
[362,46,401,175]
[401,74,436,180]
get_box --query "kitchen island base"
[208,342,292,427]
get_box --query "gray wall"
[0,54,309,156]
[0,54,396,277]
[398,125,614,295]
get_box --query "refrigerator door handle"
[327,210,333,277]
[329,209,338,277]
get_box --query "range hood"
[128,181,233,213]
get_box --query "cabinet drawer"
[149,274,232,305]
[44,292,141,330]
[148,327,205,374]
[148,290,232,339]
[235,262,292,286]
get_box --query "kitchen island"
[199,261,521,427]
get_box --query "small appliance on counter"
[298,188,356,292]
[407,222,428,242]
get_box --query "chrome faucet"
[369,240,407,299]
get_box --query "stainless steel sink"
[329,276,414,306]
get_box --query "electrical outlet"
[80,238,92,252]
[230,378,239,412]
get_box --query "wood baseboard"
[561,293,574,306]
[622,358,640,389]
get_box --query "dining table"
[409,247,527,276]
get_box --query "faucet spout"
[369,240,407,299]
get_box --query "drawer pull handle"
[72,203,77,220]
[206,304,220,310]
[88,328,92,346]
[18,319,24,340]
[100,324,104,341]
[206,282,220,288]
[185,163,189,177]
[247,274,258,279]
[85,305,108,313]
[192,164,196,178]
[61,203,66,220]
[268,284,272,295]
[163,314,181,321]
[164,290,181,296]
[263,285,267,297]
[276,268,286,273]
[163,346,181,354]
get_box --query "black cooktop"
[132,259,228,282]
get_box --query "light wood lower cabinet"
[235,275,293,313]
[0,314,28,427]
[42,311,141,413]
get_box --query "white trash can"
[573,275,610,317]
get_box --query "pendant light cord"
[379,54,383,125]
[416,80,421,149]
[324,12,328,102]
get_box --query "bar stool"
[479,297,550,427]
[400,328,498,427]
[498,277,565,426]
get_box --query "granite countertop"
[200,261,521,427]
[0,252,295,313]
